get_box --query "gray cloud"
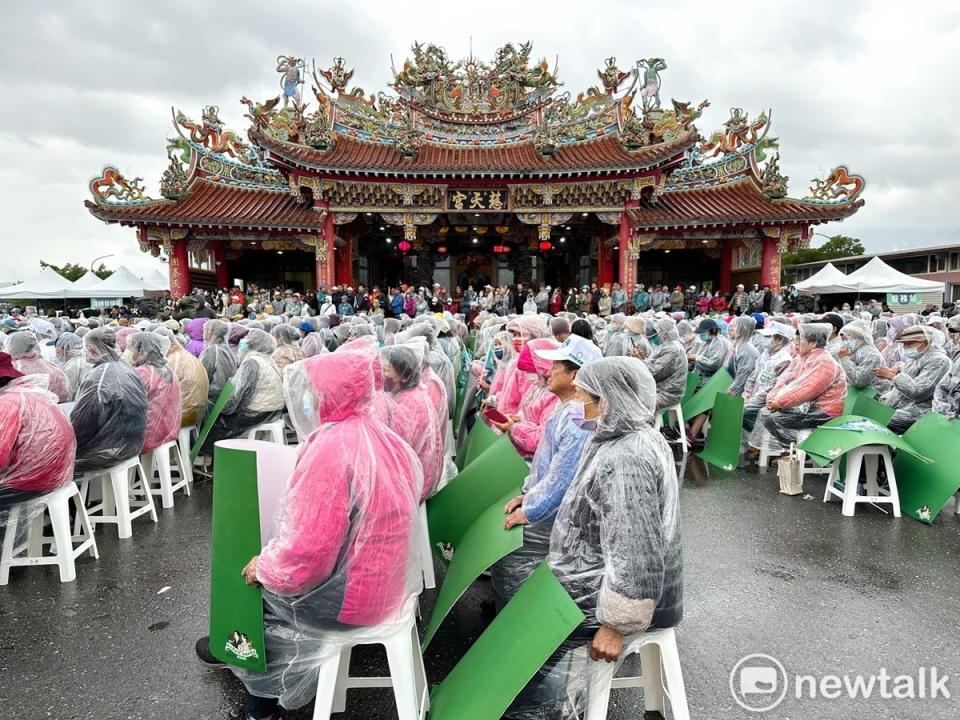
[2,0,958,281]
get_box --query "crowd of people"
[3,277,960,719]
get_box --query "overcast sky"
[2,0,958,282]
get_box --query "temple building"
[85,43,865,296]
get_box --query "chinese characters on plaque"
[447,189,508,212]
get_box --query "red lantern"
[492,244,511,254]
[539,241,553,251]
[436,244,448,255]
[397,240,412,252]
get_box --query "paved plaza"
[2,455,958,720]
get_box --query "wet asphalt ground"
[2,452,959,720]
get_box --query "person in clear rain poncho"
[396,321,456,418]
[127,333,181,455]
[207,349,422,719]
[603,315,650,359]
[491,336,600,610]
[837,321,887,394]
[749,324,846,457]
[932,317,960,418]
[742,321,794,432]
[7,331,70,403]
[643,317,688,412]
[380,343,444,502]
[270,324,304,370]
[688,318,730,383]
[54,332,90,402]
[508,357,683,717]
[199,329,284,452]
[0,353,77,526]
[876,325,950,434]
[199,319,238,404]
[725,315,760,395]
[71,327,148,473]
[152,327,207,427]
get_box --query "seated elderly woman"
[488,338,560,458]
[7,331,70,403]
[0,353,77,525]
[270,325,304,370]
[71,328,148,473]
[127,333,181,456]
[603,315,651,359]
[876,325,950,434]
[837,321,887,393]
[742,321,794,432]
[749,323,846,458]
[509,356,683,716]
[643,317,688,412]
[380,343,444,502]
[933,318,960,418]
[54,332,90,402]
[197,348,423,720]
[200,329,284,452]
[199,319,238,404]
[154,327,208,427]
[491,335,600,609]
[688,318,731,383]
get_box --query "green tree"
[40,260,114,281]
[782,235,864,267]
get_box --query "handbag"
[777,443,804,496]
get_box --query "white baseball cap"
[534,335,603,368]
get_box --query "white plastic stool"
[244,419,286,444]
[416,504,436,590]
[140,440,191,509]
[0,484,99,584]
[76,456,158,539]
[955,490,960,515]
[822,445,900,517]
[654,403,688,455]
[581,627,690,720]
[177,426,196,486]
[312,604,428,720]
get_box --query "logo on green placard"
[916,506,932,522]
[225,631,259,661]
[436,541,455,562]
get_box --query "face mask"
[494,348,504,360]
[759,337,772,350]
[651,335,661,346]
[569,400,598,431]
[238,339,250,355]
[905,348,922,360]
[512,338,523,354]
[383,377,396,393]
[122,348,135,364]
[699,333,712,342]
[842,339,857,353]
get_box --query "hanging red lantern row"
[492,244,511,254]
[538,241,553,252]
[397,240,412,252]
[436,244,448,255]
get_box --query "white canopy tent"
[793,262,848,295]
[834,257,944,294]
[0,267,76,300]
[71,271,103,290]
[142,269,170,292]
[83,265,153,298]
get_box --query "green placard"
[797,415,930,468]
[682,371,699,405]
[850,394,895,428]
[453,380,468,433]
[895,413,960,524]
[456,418,498,471]
[428,434,528,561]
[682,368,733,419]
[427,563,585,720]
[191,380,236,461]
[843,385,878,415]
[208,443,266,672]
[697,392,745,471]
[422,491,523,648]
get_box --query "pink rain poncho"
[382,343,444,502]
[6,332,70,403]
[128,333,182,453]
[241,349,422,709]
[0,375,76,495]
[489,315,547,417]
[114,326,139,353]
[184,318,208,357]
[508,337,560,457]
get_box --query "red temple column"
[759,235,781,288]
[335,234,353,287]
[168,234,190,297]
[719,239,733,294]
[598,236,614,287]
[213,241,229,288]
[316,207,335,290]
[617,202,638,289]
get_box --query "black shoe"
[195,636,227,668]
[480,599,497,621]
